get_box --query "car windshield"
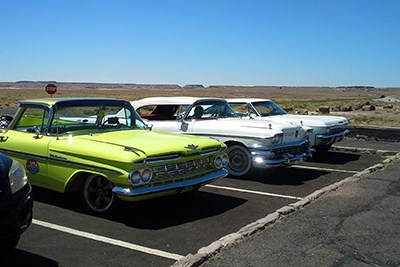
[50,102,148,135]
[185,100,238,120]
[252,101,288,116]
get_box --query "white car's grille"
[270,142,309,156]
[328,126,346,135]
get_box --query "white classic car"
[131,97,314,177]
[227,98,350,153]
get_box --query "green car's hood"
[51,130,223,162]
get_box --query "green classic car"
[0,98,228,215]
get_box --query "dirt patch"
[1,83,399,127]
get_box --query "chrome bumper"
[315,129,350,146]
[112,169,228,197]
[249,141,314,168]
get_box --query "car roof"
[18,97,127,107]
[226,98,272,103]
[131,97,225,108]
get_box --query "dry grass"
[1,83,399,127]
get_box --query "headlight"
[214,156,223,168]
[214,154,229,169]
[221,154,229,167]
[141,169,152,183]
[129,170,142,184]
[129,168,153,185]
[304,129,313,140]
[326,127,331,135]
[9,159,28,194]
[271,133,283,145]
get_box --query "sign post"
[45,84,57,97]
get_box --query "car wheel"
[82,175,117,215]
[226,144,252,177]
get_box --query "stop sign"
[45,84,57,95]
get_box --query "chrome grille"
[270,142,309,157]
[150,157,212,186]
[329,127,346,135]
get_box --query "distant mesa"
[183,84,205,89]
[337,86,375,89]
[16,80,58,84]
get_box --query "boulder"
[318,106,330,114]
[340,105,353,112]
[297,109,308,115]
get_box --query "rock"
[297,109,308,115]
[352,103,363,110]
[362,105,376,111]
[318,106,330,114]
[340,105,352,112]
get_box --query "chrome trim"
[249,138,314,168]
[131,147,224,164]
[132,154,181,164]
[0,148,124,175]
[252,148,315,168]
[249,139,310,151]
[200,147,225,156]
[315,129,350,140]
[112,169,228,196]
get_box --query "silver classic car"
[227,98,350,153]
[131,97,314,177]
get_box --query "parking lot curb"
[171,150,400,267]
[347,125,400,142]
[331,145,399,156]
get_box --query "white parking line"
[205,185,302,200]
[288,165,359,173]
[32,219,184,261]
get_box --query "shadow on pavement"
[4,249,59,267]
[31,186,247,229]
[228,167,330,186]
[308,151,361,164]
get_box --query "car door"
[0,106,52,188]
[137,104,192,134]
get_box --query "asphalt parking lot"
[4,138,399,267]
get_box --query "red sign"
[45,84,57,95]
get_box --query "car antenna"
[56,125,60,140]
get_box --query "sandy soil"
[1,83,399,126]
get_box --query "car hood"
[50,130,223,162]
[256,114,348,127]
[189,118,306,141]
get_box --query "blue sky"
[1,0,399,87]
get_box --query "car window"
[137,105,188,121]
[185,101,238,120]
[14,107,50,133]
[229,103,257,116]
[253,101,287,116]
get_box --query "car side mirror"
[32,126,42,139]
[179,121,189,132]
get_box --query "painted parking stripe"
[32,219,184,261]
[288,165,359,173]
[205,185,302,200]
